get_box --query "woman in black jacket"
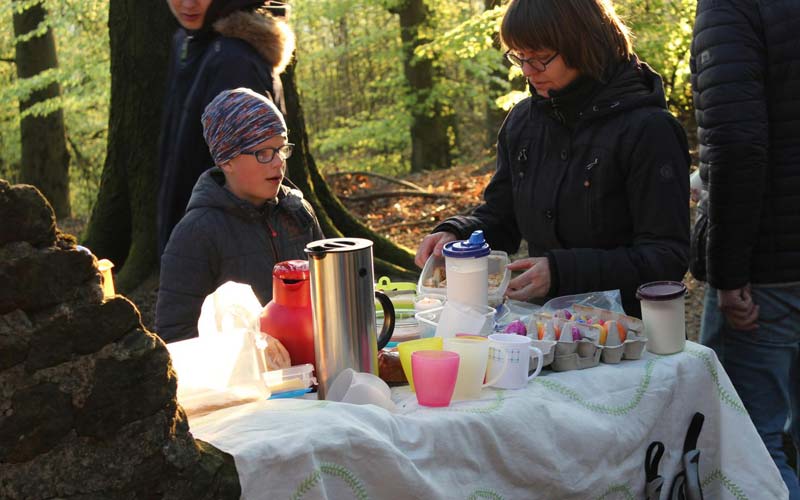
[415,0,690,317]
[157,0,295,257]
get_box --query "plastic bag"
[167,282,272,417]
[540,289,625,315]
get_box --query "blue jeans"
[701,285,800,499]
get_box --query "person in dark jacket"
[691,0,800,496]
[415,0,690,317]
[155,88,323,343]
[157,0,295,258]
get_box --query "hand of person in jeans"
[718,285,760,330]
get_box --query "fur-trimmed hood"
[213,9,295,74]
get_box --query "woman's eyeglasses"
[504,50,560,72]
[240,143,294,163]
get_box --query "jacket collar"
[529,55,668,127]
[181,6,294,73]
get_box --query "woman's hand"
[415,232,457,268]
[505,257,551,301]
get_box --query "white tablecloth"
[190,342,788,500]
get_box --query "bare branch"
[376,219,437,231]
[327,170,427,192]
[339,190,458,202]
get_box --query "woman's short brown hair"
[500,0,633,81]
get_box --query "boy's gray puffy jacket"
[155,168,323,342]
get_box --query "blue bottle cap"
[442,230,491,259]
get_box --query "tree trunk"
[484,0,508,148]
[282,63,417,279]
[12,0,71,219]
[85,1,417,291]
[391,0,451,173]
[82,0,174,292]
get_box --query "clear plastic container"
[415,305,496,338]
[262,363,316,396]
[417,251,511,307]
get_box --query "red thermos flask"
[259,260,315,370]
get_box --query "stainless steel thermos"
[305,238,395,399]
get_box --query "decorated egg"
[504,319,527,336]
[604,320,622,346]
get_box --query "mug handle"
[483,346,509,388]
[527,346,543,381]
[375,290,395,350]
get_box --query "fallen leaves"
[327,162,495,250]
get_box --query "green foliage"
[616,0,696,122]
[0,0,109,217]
[0,0,696,215]
[294,0,503,175]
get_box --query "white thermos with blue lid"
[442,230,491,309]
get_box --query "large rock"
[0,180,56,248]
[0,179,240,499]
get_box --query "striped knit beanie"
[201,87,287,165]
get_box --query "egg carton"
[551,340,603,371]
[529,308,647,371]
[530,339,556,371]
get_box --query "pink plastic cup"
[411,350,460,407]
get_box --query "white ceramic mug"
[487,334,544,389]
[326,368,396,411]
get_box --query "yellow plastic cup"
[398,337,443,392]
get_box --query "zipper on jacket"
[583,157,599,188]
[181,35,193,62]
[265,218,280,262]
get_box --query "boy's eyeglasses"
[241,143,294,163]
[504,50,559,72]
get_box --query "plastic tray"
[417,251,511,307]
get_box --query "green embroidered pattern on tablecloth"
[291,462,368,500]
[683,349,747,415]
[447,390,506,414]
[267,401,330,412]
[467,488,505,499]
[595,484,635,500]
[701,469,749,500]
[532,359,656,415]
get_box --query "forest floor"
[59,160,705,340]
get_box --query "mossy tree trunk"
[390,0,452,173]
[12,0,71,219]
[85,1,417,291]
[282,63,417,279]
[82,0,174,292]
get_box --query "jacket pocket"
[689,196,708,281]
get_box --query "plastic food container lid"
[442,230,491,258]
[262,363,316,394]
[635,281,687,301]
